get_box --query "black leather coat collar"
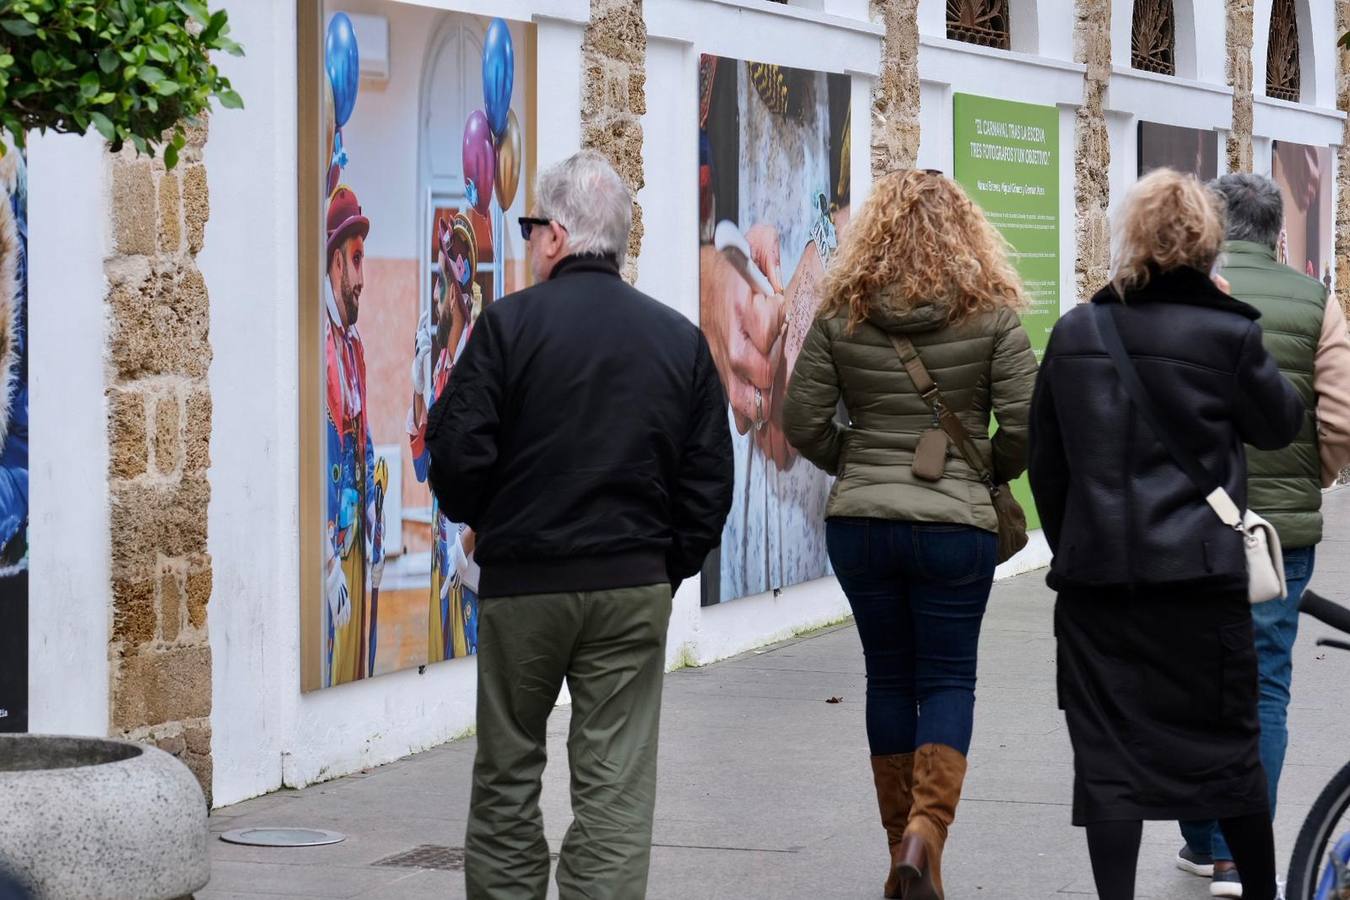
[1089,266,1262,321]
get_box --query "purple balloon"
[462,110,496,217]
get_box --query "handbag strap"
[885,332,996,489]
[1090,302,1244,529]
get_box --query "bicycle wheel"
[1288,758,1350,899]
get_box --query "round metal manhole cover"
[219,827,346,848]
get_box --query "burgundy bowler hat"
[326,185,370,261]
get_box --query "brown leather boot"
[870,753,915,899]
[896,743,968,900]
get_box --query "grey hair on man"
[1211,172,1284,248]
[535,150,632,265]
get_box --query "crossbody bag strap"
[885,331,996,486]
[1089,302,1243,529]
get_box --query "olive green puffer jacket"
[783,297,1038,532]
[1221,240,1329,548]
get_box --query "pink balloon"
[463,110,496,217]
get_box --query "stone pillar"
[1074,0,1112,300]
[1227,0,1256,171]
[870,0,921,175]
[581,0,646,284]
[105,124,214,800]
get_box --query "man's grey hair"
[535,150,632,265]
[1210,172,1284,249]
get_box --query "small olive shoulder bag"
[886,333,1030,564]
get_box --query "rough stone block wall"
[581,0,646,284]
[870,0,921,175]
[1227,0,1256,171]
[1074,0,1112,299]
[105,126,214,800]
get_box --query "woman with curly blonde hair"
[1028,169,1301,900]
[784,169,1038,900]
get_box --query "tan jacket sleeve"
[1316,298,1350,487]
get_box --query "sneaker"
[1177,845,1215,877]
[1211,865,1242,898]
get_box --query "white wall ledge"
[1253,95,1347,148]
[648,0,882,36]
[1110,64,1234,97]
[645,0,883,77]
[920,34,1087,77]
[1253,94,1347,123]
[402,0,589,24]
[919,39,1087,109]
[1105,66,1234,132]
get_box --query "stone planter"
[0,736,209,900]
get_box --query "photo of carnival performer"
[324,184,387,687]
[409,212,482,662]
[697,55,852,603]
[0,148,27,732]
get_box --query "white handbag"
[1094,304,1287,604]
[1204,488,1288,604]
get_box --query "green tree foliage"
[0,0,243,168]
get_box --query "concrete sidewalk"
[202,491,1350,899]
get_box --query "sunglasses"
[518,217,566,240]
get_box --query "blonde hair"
[819,170,1025,332]
[1111,168,1225,292]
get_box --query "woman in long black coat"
[1028,169,1303,900]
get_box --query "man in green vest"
[1175,172,1350,898]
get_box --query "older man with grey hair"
[1173,172,1350,898]
[426,150,733,899]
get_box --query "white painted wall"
[26,132,111,737]
[201,0,301,807]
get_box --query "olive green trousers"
[464,584,672,900]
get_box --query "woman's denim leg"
[905,526,997,756]
[827,519,917,755]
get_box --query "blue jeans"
[1180,546,1317,862]
[827,518,997,757]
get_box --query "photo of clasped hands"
[700,223,798,471]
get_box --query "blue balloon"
[326,13,360,128]
[482,19,514,138]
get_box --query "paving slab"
[202,488,1350,900]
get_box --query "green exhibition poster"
[952,93,1060,533]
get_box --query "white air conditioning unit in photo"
[347,13,389,84]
